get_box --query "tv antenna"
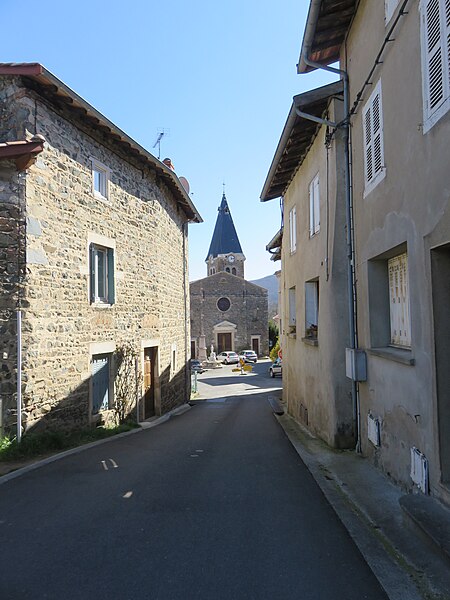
[152,128,169,159]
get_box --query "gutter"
[298,1,361,453]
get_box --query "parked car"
[269,358,282,378]
[239,350,258,363]
[217,351,239,364]
[190,359,205,374]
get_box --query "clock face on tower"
[228,255,235,263]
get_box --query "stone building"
[190,193,268,359]
[0,63,201,436]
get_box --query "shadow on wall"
[2,360,188,438]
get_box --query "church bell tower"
[206,192,245,278]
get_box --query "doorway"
[217,332,232,353]
[143,347,157,419]
[431,244,450,484]
[251,336,260,356]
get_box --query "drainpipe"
[183,222,189,403]
[299,28,361,452]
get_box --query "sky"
[3,0,336,281]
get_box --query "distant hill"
[250,274,279,316]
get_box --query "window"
[91,158,109,199]
[289,206,297,253]
[217,297,231,312]
[305,280,319,339]
[309,174,320,237]
[385,0,399,24]
[90,243,115,304]
[362,80,385,195]
[288,286,296,330]
[92,353,112,414]
[388,253,411,347]
[232,267,236,275]
[420,0,450,131]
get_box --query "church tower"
[205,192,245,278]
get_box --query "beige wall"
[343,0,450,501]
[280,98,353,448]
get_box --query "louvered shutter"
[424,0,446,113]
[92,354,110,414]
[363,82,384,189]
[288,287,296,326]
[289,207,296,253]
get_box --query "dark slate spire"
[206,193,243,260]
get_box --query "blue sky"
[3,0,335,281]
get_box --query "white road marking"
[123,491,133,498]
[109,459,118,468]
[101,461,108,471]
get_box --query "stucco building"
[0,63,201,435]
[263,0,450,506]
[262,82,354,448]
[190,193,268,359]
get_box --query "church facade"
[190,194,268,359]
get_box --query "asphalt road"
[0,361,388,600]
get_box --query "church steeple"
[206,192,245,278]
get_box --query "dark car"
[190,359,205,374]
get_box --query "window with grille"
[362,80,385,196]
[289,206,297,253]
[309,174,320,237]
[420,0,450,131]
[388,253,411,347]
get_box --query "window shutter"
[89,243,95,304]
[313,176,320,234]
[107,248,115,304]
[363,82,384,188]
[309,181,314,236]
[389,253,411,347]
[289,207,296,253]
[424,0,446,113]
[288,287,296,326]
[92,355,110,413]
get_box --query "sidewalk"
[275,407,450,600]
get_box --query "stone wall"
[190,272,269,356]
[0,76,191,434]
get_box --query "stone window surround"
[86,232,116,307]
[170,343,177,379]
[90,157,111,201]
[89,340,116,422]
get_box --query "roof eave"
[260,80,343,202]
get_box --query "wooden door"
[144,348,156,418]
[252,338,260,355]
[217,333,232,353]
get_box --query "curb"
[0,402,192,486]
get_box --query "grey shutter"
[107,248,115,304]
[92,355,110,413]
[89,243,95,304]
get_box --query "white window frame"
[88,233,116,306]
[420,0,450,132]
[289,206,297,254]
[305,280,319,339]
[362,80,386,197]
[309,173,320,237]
[385,0,400,24]
[91,158,110,200]
[388,253,411,347]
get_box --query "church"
[190,193,269,360]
